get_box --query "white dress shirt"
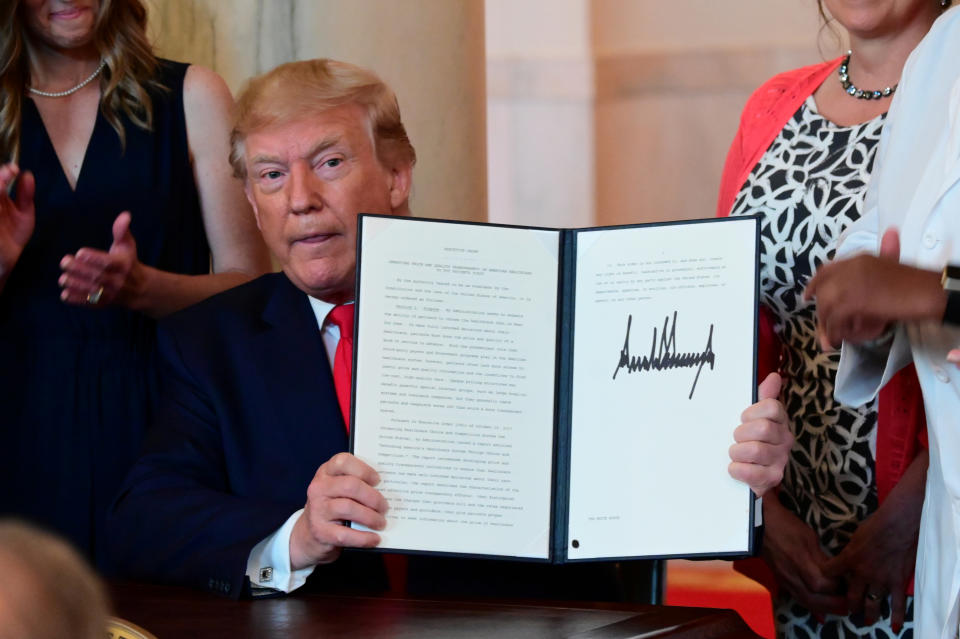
[245,295,348,595]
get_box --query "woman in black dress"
[0,0,271,563]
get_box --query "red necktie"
[329,304,407,593]
[327,304,354,433]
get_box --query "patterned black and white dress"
[730,96,913,638]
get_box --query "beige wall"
[592,0,823,54]
[145,0,488,223]
[488,0,845,227]
[593,0,834,225]
[486,0,594,227]
[144,1,846,229]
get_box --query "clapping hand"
[59,211,143,308]
[0,163,36,284]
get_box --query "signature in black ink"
[611,311,716,400]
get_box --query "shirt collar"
[307,296,353,331]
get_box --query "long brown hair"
[0,0,160,162]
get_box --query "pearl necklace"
[28,60,106,98]
[838,52,896,100]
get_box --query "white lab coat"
[834,7,960,639]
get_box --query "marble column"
[486,0,828,228]
[145,0,488,222]
[486,0,594,228]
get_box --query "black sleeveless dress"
[0,60,210,563]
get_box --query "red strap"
[327,304,408,593]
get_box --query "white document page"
[566,218,757,559]
[353,216,560,559]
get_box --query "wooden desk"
[110,582,760,638]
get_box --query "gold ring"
[87,285,104,305]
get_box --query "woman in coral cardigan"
[716,1,949,636]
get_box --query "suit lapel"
[253,274,348,460]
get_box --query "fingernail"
[58,275,67,287]
[947,350,960,364]
[60,290,68,301]
[60,256,72,268]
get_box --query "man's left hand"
[728,372,793,496]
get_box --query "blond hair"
[230,58,416,179]
[0,521,109,639]
[0,0,160,162]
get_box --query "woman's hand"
[0,163,36,289]
[59,212,145,309]
[821,450,927,633]
[762,497,847,619]
[56,65,270,319]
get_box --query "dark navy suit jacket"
[108,273,385,598]
[108,272,655,601]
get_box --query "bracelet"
[944,291,960,326]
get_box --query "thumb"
[110,212,134,251]
[821,552,846,579]
[15,170,35,212]
[757,371,782,402]
[879,227,900,261]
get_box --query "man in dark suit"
[109,58,793,599]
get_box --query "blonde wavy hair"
[0,0,160,162]
[230,58,417,180]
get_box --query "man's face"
[243,103,410,302]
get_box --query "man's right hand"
[0,163,36,287]
[289,452,388,570]
[762,497,847,618]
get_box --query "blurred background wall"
[144,0,488,223]
[145,0,843,227]
[488,0,842,227]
